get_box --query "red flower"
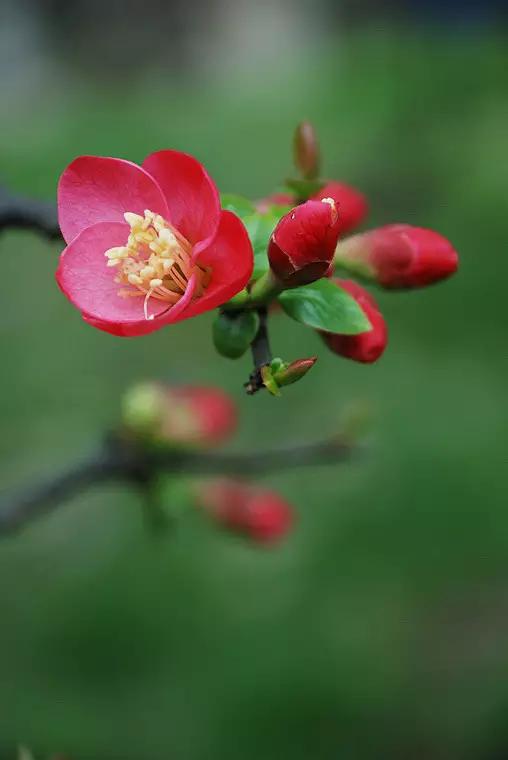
[122,383,237,447]
[56,151,253,336]
[268,198,341,287]
[312,181,368,235]
[196,479,293,544]
[320,279,388,363]
[335,224,458,289]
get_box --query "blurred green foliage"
[0,30,507,760]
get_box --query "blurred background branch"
[0,186,60,240]
[0,433,356,537]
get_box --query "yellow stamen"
[107,209,211,321]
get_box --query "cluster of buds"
[121,382,293,544]
[253,121,459,365]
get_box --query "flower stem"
[248,270,283,307]
[245,307,273,395]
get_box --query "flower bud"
[268,198,340,288]
[312,181,368,235]
[320,279,388,363]
[271,356,317,387]
[293,121,321,180]
[122,383,237,447]
[335,224,458,289]
[195,479,293,544]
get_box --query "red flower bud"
[268,198,341,287]
[196,479,293,544]
[293,121,321,180]
[312,181,368,235]
[320,279,388,363]
[335,224,458,289]
[272,356,318,387]
[122,383,236,446]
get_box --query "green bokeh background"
[1,28,507,760]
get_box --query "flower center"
[104,209,211,321]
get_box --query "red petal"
[58,156,169,244]
[178,210,254,320]
[56,221,196,337]
[142,150,221,247]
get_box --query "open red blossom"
[196,479,293,544]
[56,151,253,336]
[335,224,458,289]
[320,279,388,363]
[312,181,368,235]
[268,198,341,287]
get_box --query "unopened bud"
[293,121,321,180]
[268,199,340,288]
[271,356,317,387]
[122,383,237,447]
[335,225,459,289]
[195,479,293,544]
[320,280,388,363]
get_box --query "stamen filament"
[104,209,209,321]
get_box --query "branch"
[245,307,272,394]
[0,433,356,536]
[0,186,61,240]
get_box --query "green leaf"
[243,206,292,279]
[220,194,255,221]
[260,365,281,396]
[278,279,371,335]
[212,310,260,359]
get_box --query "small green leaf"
[220,194,256,220]
[260,365,281,396]
[243,206,292,279]
[278,278,371,335]
[212,310,260,359]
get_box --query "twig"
[245,307,272,394]
[0,433,356,536]
[0,448,114,535]
[0,186,61,240]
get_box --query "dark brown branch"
[0,433,356,536]
[0,449,114,535]
[245,307,272,394]
[0,186,61,240]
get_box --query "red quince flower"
[56,151,253,336]
[268,197,341,287]
[195,479,293,544]
[335,224,458,289]
[320,279,388,363]
[312,181,368,235]
[122,382,237,447]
